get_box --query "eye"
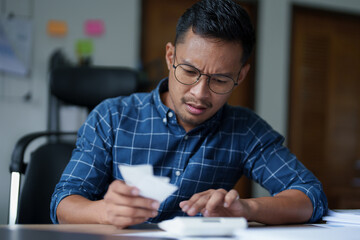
[211,76,231,85]
[180,65,199,76]
[185,69,198,75]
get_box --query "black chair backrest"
[50,67,139,110]
[17,142,74,223]
[48,66,139,132]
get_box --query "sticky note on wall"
[47,20,68,37]
[76,39,94,57]
[84,19,105,37]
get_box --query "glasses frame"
[172,50,241,95]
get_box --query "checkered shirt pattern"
[50,78,328,224]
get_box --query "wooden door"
[141,0,257,198]
[289,7,360,209]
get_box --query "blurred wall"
[0,0,360,224]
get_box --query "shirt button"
[168,112,173,118]
[184,135,188,140]
[163,118,167,124]
[175,170,181,176]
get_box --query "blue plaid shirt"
[51,78,327,223]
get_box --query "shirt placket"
[163,110,189,183]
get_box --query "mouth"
[186,103,207,115]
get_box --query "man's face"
[163,29,250,132]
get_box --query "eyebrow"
[179,58,236,78]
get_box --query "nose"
[189,74,211,99]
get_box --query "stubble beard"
[174,96,213,128]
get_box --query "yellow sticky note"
[47,20,68,37]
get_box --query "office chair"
[8,66,140,224]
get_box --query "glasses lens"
[209,75,235,94]
[174,64,200,85]
[174,64,235,94]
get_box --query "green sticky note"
[76,39,93,56]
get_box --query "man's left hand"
[179,189,250,218]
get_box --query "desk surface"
[0,224,168,240]
[2,223,359,240]
[0,222,269,235]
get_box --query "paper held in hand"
[118,164,178,202]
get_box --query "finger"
[179,200,188,209]
[201,207,220,217]
[119,196,159,210]
[224,189,239,208]
[187,191,207,203]
[205,189,227,211]
[203,209,221,217]
[104,192,160,210]
[108,180,140,196]
[104,182,160,211]
[179,192,206,212]
[178,193,206,208]
[182,193,215,216]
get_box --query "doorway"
[288,6,360,209]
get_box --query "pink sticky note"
[84,19,105,37]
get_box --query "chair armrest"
[10,131,77,174]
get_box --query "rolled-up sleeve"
[242,116,328,223]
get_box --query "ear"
[165,42,175,71]
[236,63,250,85]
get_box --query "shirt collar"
[153,78,223,133]
[153,78,170,119]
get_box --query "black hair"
[175,0,255,64]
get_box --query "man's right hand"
[102,180,160,228]
[56,180,159,228]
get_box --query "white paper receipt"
[118,164,178,202]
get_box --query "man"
[51,0,328,228]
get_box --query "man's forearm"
[243,189,313,224]
[57,195,106,224]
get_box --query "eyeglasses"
[172,53,240,95]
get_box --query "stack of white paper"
[235,226,360,240]
[323,209,360,226]
[118,164,178,202]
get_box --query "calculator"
[158,217,247,236]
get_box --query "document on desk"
[118,164,178,202]
[323,209,360,226]
[235,225,360,240]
